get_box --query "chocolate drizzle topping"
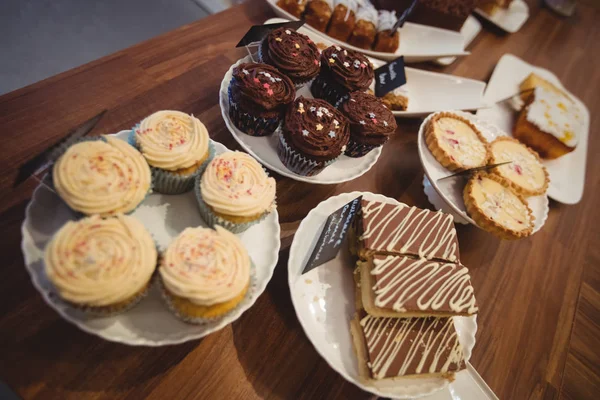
[230,63,295,114]
[260,27,320,82]
[342,91,397,145]
[319,45,374,92]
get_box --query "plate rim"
[20,130,281,346]
[474,0,530,33]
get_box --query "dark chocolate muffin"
[258,27,321,87]
[311,45,374,106]
[339,91,397,157]
[277,96,350,176]
[228,62,295,136]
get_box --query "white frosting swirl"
[159,226,250,305]
[200,151,276,217]
[356,2,378,23]
[44,215,157,307]
[53,136,151,217]
[378,10,398,31]
[136,110,210,171]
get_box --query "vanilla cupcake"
[130,110,214,194]
[195,151,276,233]
[44,215,157,316]
[52,136,151,217]
[159,226,251,323]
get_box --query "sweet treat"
[464,172,534,240]
[278,96,350,176]
[478,0,512,15]
[489,137,549,197]
[311,45,374,105]
[359,255,478,318]
[258,27,321,87]
[304,0,334,32]
[159,226,251,323]
[376,0,479,32]
[327,0,360,41]
[373,10,400,53]
[513,86,583,159]
[379,86,409,111]
[347,2,378,49]
[53,136,151,216]
[351,313,466,380]
[425,112,490,171]
[276,0,308,17]
[339,91,397,157]
[196,151,276,234]
[354,199,460,262]
[228,63,295,137]
[44,215,157,315]
[518,73,569,105]
[131,110,213,194]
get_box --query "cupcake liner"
[158,264,257,324]
[310,75,350,107]
[276,130,338,176]
[129,128,215,194]
[344,138,386,158]
[194,175,268,234]
[227,87,281,137]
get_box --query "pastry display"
[354,199,460,262]
[351,313,466,381]
[276,0,308,18]
[489,137,549,197]
[463,172,534,240]
[304,0,334,32]
[359,254,478,318]
[278,96,350,176]
[478,0,513,15]
[196,151,276,233]
[425,112,490,171]
[311,45,374,105]
[379,86,409,111]
[347,2,378,49]
[159,225,251,323]
[373,10,400,53]
[52,136,151,216]
[327,0,360,41]
[44,214,157,315]
[513,86,583,159]
[258,27,321,87]
[339,91,397,157]
[131,110,214,194]
[228,63,295,137]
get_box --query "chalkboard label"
[374,56,407,98]
[302,196,362,274]
[236,20,305,48]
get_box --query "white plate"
[436,16,482,66]
[477,54,589,204]
[265,0,469,63]
[417,111,549,234]
[475,0,529,33]
[288,191,477,399]
[260,18,487,118]
[423,175,469,225]
[20,131,281,346]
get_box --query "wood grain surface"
[1,1,599,399]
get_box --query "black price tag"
[374,56,407,98]
[302,196,362,274]
[236,20,305,48]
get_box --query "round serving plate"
[288,191,477,399]
[417,111,549,234]
[20,130,281,346]
[220,55,382,185]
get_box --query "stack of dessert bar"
[350,199,478,382]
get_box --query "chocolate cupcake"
[228,63,295,136]
[340,91,397,157]
[311,45,374,106]
[277,96,350,176]
[258,27,321,87]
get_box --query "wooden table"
[1,1,599,399]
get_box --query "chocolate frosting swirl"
[260,27,321,82]
[341,91,397,145]
[319,45,374,91]
[283,96,350,161]
[230,63,295,114]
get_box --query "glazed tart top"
[430,113,489,169]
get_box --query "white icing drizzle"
[360,201,458,262]
[371,255,478,314]
[335,0,360,19]
[360,316,464,378]
[355,2,378,24]
[377,10,398,32]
